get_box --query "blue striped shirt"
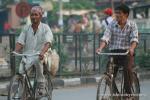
[101,19,139,50]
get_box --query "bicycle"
[8,52,53,100]
[96,51,140,100]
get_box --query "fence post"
[79,33,82,76]
[144,39,146,53]
[58,34,62,76]
[9,33,16,76]
[93,33,96,71]
[75,34,78,70]
[98,34,101,73]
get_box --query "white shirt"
[102,16,114,29]
[17,22,53,54]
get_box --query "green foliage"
[47,2,59,24]
[63,0,95,9]
[47,0,95,24]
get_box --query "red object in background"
[16,2,31,18]
[103,8,113,16]
[4,22,11,32]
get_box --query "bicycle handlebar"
[97,50,129,56]
[12,51,40,57]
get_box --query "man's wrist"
[40,51,45,55]
[129,47,135,51]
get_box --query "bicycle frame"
[23,65,36,98]
[98,50,129,76]
[12,51,40,99]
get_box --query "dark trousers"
[108,49,134,94]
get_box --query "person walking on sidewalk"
[96,4,139,99]
[101,8,114,30]
[14,6,53,95]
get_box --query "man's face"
[30,11,42,24]
[115,10,128,23]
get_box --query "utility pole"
[58,0,64,31]
[110,0,114,13]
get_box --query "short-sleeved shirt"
[17,22,53,53]
[101,19,139,50]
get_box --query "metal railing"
[0,32,150,77]
[52,32,150,76]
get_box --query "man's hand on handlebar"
[96,48,102,54]
[39,52,45,60]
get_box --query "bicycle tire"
[38,71,53,100]
[8,75,27,100]
[46,72,53,100]
[96,74,112,100]
[130,71,140,100]
[122,71,140,100]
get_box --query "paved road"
[1,80,150,100]
[52,80,150,100]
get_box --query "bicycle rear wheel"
[8,74,27,100]
[96,74,112,100]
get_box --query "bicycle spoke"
[8,75,24,100]
[97,75,112,100]
[37,71,53,100]
[130,72,140,100]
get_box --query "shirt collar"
[37,22,42,29]
[30,22,42,33]
[114,19,130,28]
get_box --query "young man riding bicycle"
[14,6,53,96]
[96,4,139,99]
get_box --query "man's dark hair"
[115,4,130,15]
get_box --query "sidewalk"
[0,71,150,96]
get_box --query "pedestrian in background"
[101,8,114,29]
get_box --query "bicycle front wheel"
[96,74,112,100]
[130,72,140,100]
[45,72,53,100]
[8,75,26,100]
[38,71,53,100]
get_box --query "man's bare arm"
[129,41,137,56]
[96,41,107,53]
[39,42,51,60]
[15,43,23,53]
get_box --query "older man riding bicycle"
[14,6,53,96]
